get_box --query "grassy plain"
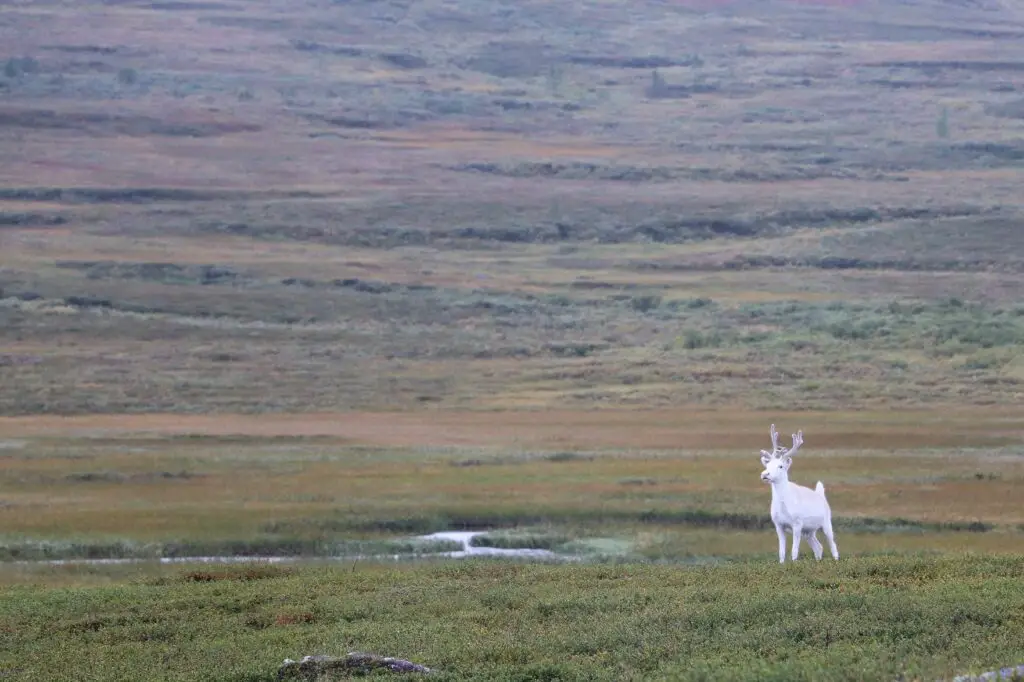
[2,557,1024,682]
[3,0,1024,679]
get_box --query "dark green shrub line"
[726,254,1017,272]
[0,538,462,562]
[0,187,332,203]
[273,508,1000,538]
[163,196,992,247]
[0,510,999,561]
[0,212,68,226]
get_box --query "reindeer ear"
[782,455,792,469]
[761,453,772,466]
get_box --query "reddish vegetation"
[672,0,862,7]
[274,612,316,626]
[783,0,863,5]
[0,408,1018,451]
[179,565,294,582]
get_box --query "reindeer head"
[759,424,803,484]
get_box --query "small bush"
[179,563,295,582]
[681,330,724,349]
[629,294,662,312]
[4,56,39,79]
[117,67,138,85]
[544,451,593,463]
[470,533,570,550]
[618,477,658,486]
[957,352,1007,370]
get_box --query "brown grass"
[1,407,1022,449]
[273,612,316,626]
[180,565,296,582]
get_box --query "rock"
[278,653,431,680]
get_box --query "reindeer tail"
[815,481,826,497]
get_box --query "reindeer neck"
[769,470,792,496]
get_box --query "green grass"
[3,271,1024,413]
[1,556,1022,681]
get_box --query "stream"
[8,531,567,567]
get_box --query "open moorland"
[2,0,1024,414]
[2,0,1024,679]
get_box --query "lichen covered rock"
[278,653,431,680]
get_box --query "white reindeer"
[759,424,839,564]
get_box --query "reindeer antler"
[762,424,804,459]
[787,430,804,458]
[761,424,785,459]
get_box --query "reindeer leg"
[824,520,839,560]
[808,530,824,560]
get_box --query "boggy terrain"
[1,409,1023,564]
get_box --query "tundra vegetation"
[1,0,1024,679]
